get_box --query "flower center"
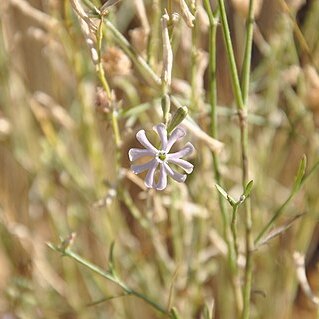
[157,150,167,161]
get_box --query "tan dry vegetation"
[0,0,319,318]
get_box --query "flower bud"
[60,232,76,251]
[167,106,188,133]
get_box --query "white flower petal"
[165,127,186,152]
[153,123,168,150]
[164,162,187,183]
[136,130,158,152]
[131,160,155,174]
[144,159,159,188]
[154,164,168,190]
[167,158,193,174]
[128,148,155,162]
[167,142,195,159]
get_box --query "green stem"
[190,4,198,110]
[97,17,111,99]
[241,199,253,319]
[111,108,122,173]
[239,2,254,319]
[231,205,239,257]
[96,17,122,172]
[111,110,121,147]
[203,0,226,243]
[216,0,255,317]
[240,1,255,102]
[203,0,243,315]
[216,0,244,111]
[48,244,169,315]
[206,8,218,137]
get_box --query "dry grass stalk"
[9,0,58,30]
[70,0,98,64]
[133,0,150,35]
[293,251,319,306]
[179,0,195,28]
[161,11,173,87]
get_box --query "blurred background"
[1,0,319,318]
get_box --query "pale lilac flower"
[128,124,195,190]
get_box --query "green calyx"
[158,151,167,161]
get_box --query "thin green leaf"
[108,241,115,272]
[255,213,305,248]
[215,184,236,206]
[243,180,254,197]
[215,184,228,200]
[292,155,307,194]
[170,308,181,319]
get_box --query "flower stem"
[203,0,243,315]
[96,16,122,171]
[216,0,244,111]
[190,3,198,110]
[231,204,239,257]
[97,17,111,99]
[240,2,254,102]
[48,244,170,315]
[239,1,255,318]
[216,1,255,318]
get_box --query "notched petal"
[165,127,186,152]
[167,142,195,159]
[167,157,193,174]
[164,162,187,183]
[129,148,155,161]
[154,164,168,190]
[153,123,168,150]
[136,130,158,152]
[144,159,159,188]
[131,160,154,174]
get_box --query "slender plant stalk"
[96,17,122,171]
[231,204,239,257]
[216,0,255,318]
[203,0,243,315]
[48,244,169,315]
[97,17,111,99]
[147,0,160,67]
[190,2,198,110]
[216,0,244,110]
[240,3,254,101]
[239,1,254,319]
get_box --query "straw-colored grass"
[1,0,319,318]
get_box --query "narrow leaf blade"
[292,155,307,194]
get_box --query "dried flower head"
[129,27,148,54]
[129,124,195,190]
[102,47,132,76]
